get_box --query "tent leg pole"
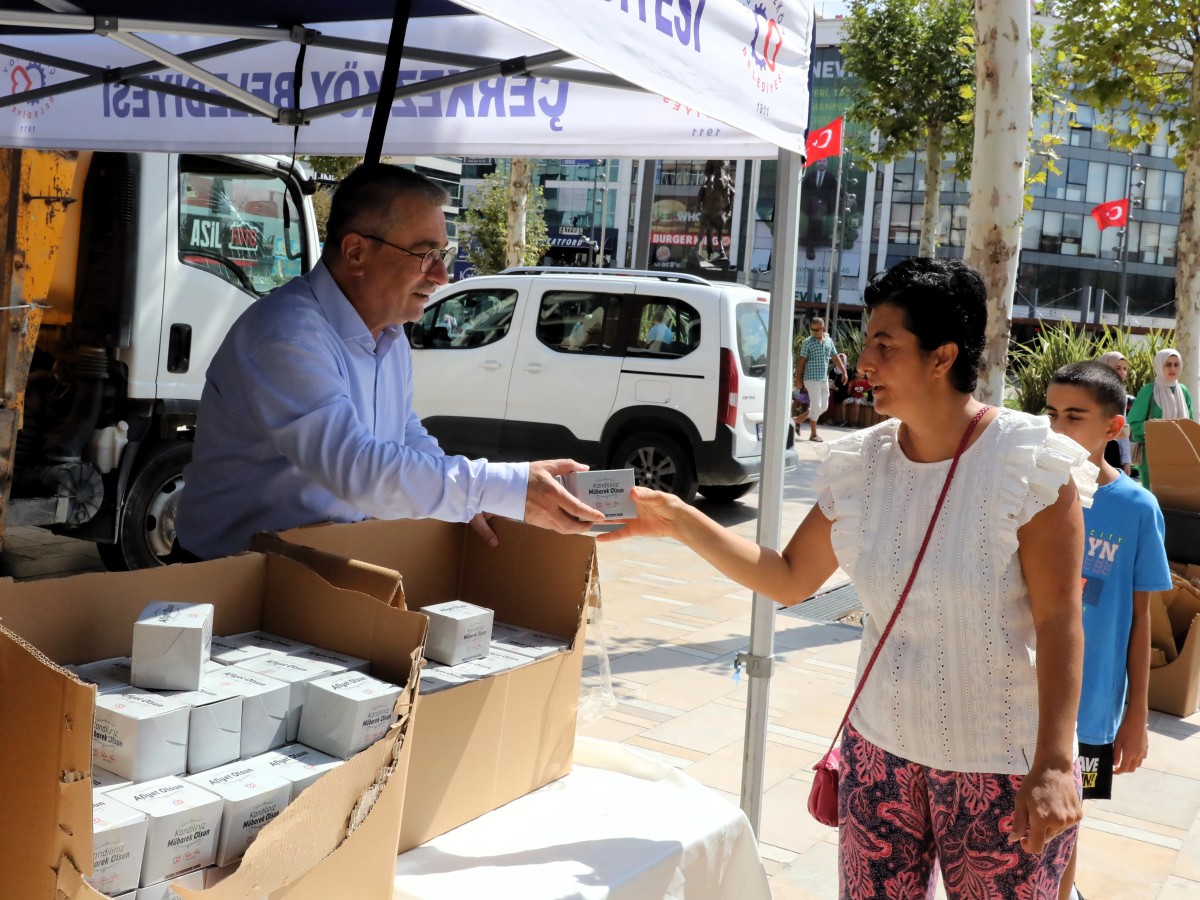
[741,148,803,835]
[365,0,414,164]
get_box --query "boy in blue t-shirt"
[1047,361,1174,900]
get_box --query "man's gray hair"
[323,163,450,256]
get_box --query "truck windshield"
[178,165,306,296]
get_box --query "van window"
[735,303,769,377]
[411,289,519,349]
[629,297,701,358]
[536,291,624,356]
[178,161,307,296]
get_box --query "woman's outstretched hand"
[596,487,685,543]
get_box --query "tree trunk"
[505,158,531,269]
[919,125,943,257]
[965,0,1033,405]
[1175,66,1200,406]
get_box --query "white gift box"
[132,867,207,899]
[298,672,402,759]
[556,468,636,519]
[207,634,273,668]
[131,602,214,691]
[237,655,340,742]
[93,690,190,782]
[453,647,535,678]
[87,795,148,897]
[225,631,312,658]
[186,762,291,867]
[490,627,570,660]
[158,673,244,774]
[68,656,133,694]
[92,765,133,794]
[207,667,289,758]
[417,663,469,694]
[107,777,222,888]
[294,645,371,674]
[247,743,344,799]
[421,600,493,665]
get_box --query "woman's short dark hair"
[323,163,450,256]
[863,257,987,393]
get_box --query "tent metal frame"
[0,0,811,839]
[0,9,639,128]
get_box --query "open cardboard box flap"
[1147,575,1200,718]
[1145,419,1200,512]
[0,552,426,900]
[270,517,599,852]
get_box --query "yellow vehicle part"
[0,149,82,545]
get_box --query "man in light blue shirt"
[177,165,601,560]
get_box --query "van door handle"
[522,363,547,374]
[479,360,503,371]
[167,323,192,373]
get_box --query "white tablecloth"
[393,737,772,900]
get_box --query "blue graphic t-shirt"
[1078,472,1173,744]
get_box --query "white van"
[408,267,796,502]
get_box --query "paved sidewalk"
[4,426,1200,898]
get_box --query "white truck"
[0,149,318,569]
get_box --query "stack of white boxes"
[418,614,570,694]
[80,604,406,896]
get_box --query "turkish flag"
[1091,198,1129,230]
[805,117,843,166]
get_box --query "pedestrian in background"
[606,258,1096,898]
[793,317,846,442]
[1096,351,1134,477]
[1128,349,1194,489]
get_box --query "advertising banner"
[0,5,812,158]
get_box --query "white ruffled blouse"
[815,408,1098,774]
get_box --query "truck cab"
[7,151,319,569]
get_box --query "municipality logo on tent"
[742,0,786,95]
[4,58,55,119]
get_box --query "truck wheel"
[101,441,193,571]
[698,483,755,503]
[613,433,697,504]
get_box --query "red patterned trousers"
[837,721,1080,899]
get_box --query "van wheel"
[698,483,755,503]
[613,433,697,504]
[100,441,193,571]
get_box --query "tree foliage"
[841,0,974,255]
[841,0,976,173]
[1051,0,1200,400]
[460,170,549,275]
[1052,1,1198,157]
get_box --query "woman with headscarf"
[1128,349,1194,488]
[1096,351,1134,475]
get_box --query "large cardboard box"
[263,517,598,853]
[0,551,425,900]
[1145,420,1200,564]
[1148,575,1200,717]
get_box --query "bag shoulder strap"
[821,405,990,756]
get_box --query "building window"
[1022,210,1043,251]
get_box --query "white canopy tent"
[0,0,815,833]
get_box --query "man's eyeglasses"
[358,233,456,273]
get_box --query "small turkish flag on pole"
[1091,198,1130,230]
[805,117,843,166]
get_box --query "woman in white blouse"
[603,257,1096,898]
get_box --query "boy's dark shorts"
[1079,741,1114,800]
